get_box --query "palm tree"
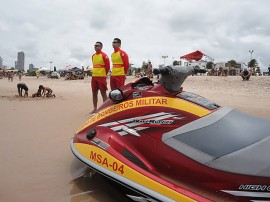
[206,61,214,69]
[249,59,258,68]
[227,60,237,68]
[173,60,180,66]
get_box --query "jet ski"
[70,65,270,202]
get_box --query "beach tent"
[180,50,204,61]
[72,67,83,72]
[65,65,74,70]
[39,67,50,71]
[85,66,93,71]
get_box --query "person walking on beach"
[10,72,14,82]
[90,41,110,114]
[147,61,153,79]
[17,83,28,97]
[7,72,11,81]
[18,71,23,81]
[110,38,129,89]
[8,72,14,81]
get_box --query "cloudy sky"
[1,0,270,71]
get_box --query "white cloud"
[0,0,269,71]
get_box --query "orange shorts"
[91,77,107,92]
[110,76,125,90]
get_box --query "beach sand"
[0,75,270,202]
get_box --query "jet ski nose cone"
[86,129,96,140]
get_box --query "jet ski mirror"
[109,88,124,102]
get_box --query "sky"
[1,0,270,71]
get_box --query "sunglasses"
[112,41,118,44]
[94,45,100,47]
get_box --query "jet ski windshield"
[162,107,270,177]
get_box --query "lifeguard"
[90,41,110,114]
[110,38,129,89]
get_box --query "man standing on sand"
[110,38,129,89]
[90,41,110,114]
[147,61,153,79]
[18,71,23,81]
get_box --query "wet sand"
[0,75,270,202]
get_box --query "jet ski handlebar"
[153,67,171,75]
[153,66,206,76]
[154,65,207,93]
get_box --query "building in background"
[0,57,3,69]
[29,63,35,71]
[16,51,25,71]
[184,60,207,69]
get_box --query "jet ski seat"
[162,107,270,177]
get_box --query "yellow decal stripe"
[77,97,210,133]
[74,143,197,201]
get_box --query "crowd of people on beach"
[1,37,129,110]
[64,71,84,80]
[0,70,24,80]
[0,68,57,99]
[2,37,270,113]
